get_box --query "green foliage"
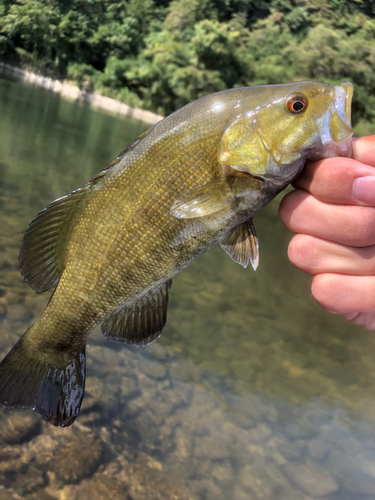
[0,0,374,132]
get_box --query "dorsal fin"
[19,123,158,294]
[19,186,91,293]
[101,280,172,346]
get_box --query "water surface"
[1,77,375,500]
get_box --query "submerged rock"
[59,475,130,500]
[327,449,375,495]
[54,433,102,484]
[282,459,339,498]
[2,414,41,444]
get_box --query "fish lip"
[339,81,353,128]
[309,82,354,161]
[334,82,353,130]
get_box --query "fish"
[0,81,353,427]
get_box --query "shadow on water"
[0,76,375,499]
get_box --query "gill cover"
[218,82,353,182]
[218,93,319,181]
[219,115,269,176]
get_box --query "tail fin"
[0,330,86,427]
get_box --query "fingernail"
[353,176,375,204]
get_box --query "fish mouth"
[309,82,354,161]
[249,172,291,187]
[252,83,354,187]
[340,82,353,128]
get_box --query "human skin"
[279,135,375,331]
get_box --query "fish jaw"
[308,82,353,161]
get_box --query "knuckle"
[311,274,336,310]
[279,190,310,228]
[350,208,375,244]
[288,235,315,270]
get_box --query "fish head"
[219,81,353,185]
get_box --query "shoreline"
[0,62,164,125]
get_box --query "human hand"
[279,135,375,330]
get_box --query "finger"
[279,190,375,247]
[352,135,375,168]
[312,274,375,314]
[288,234,375,275]
[342,312,375,331]
[292,157,375,206]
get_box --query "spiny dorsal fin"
[170,180,233,219]
[220,219,259,270]
[19,124,157,294]
[19,187,91,293]
[102,280,172,346]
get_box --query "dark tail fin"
[0,330,86,427]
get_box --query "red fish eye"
[286,95,308,114]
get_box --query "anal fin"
[102,280,172,346]
[220,219,259,270]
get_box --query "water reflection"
[1,76,375,499]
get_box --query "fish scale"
[0,81,353,426]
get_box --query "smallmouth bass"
[0,81,353,426]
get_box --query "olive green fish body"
[33,90,281,347]
[0,82,353,426]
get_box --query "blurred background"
[1,2,375,500]
[1,0,375,134]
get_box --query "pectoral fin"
[220,219,259,270]
[170,180,233,219]
[101,280,172,346]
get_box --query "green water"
[1,76,375,500]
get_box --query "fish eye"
[286,95,308,114]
